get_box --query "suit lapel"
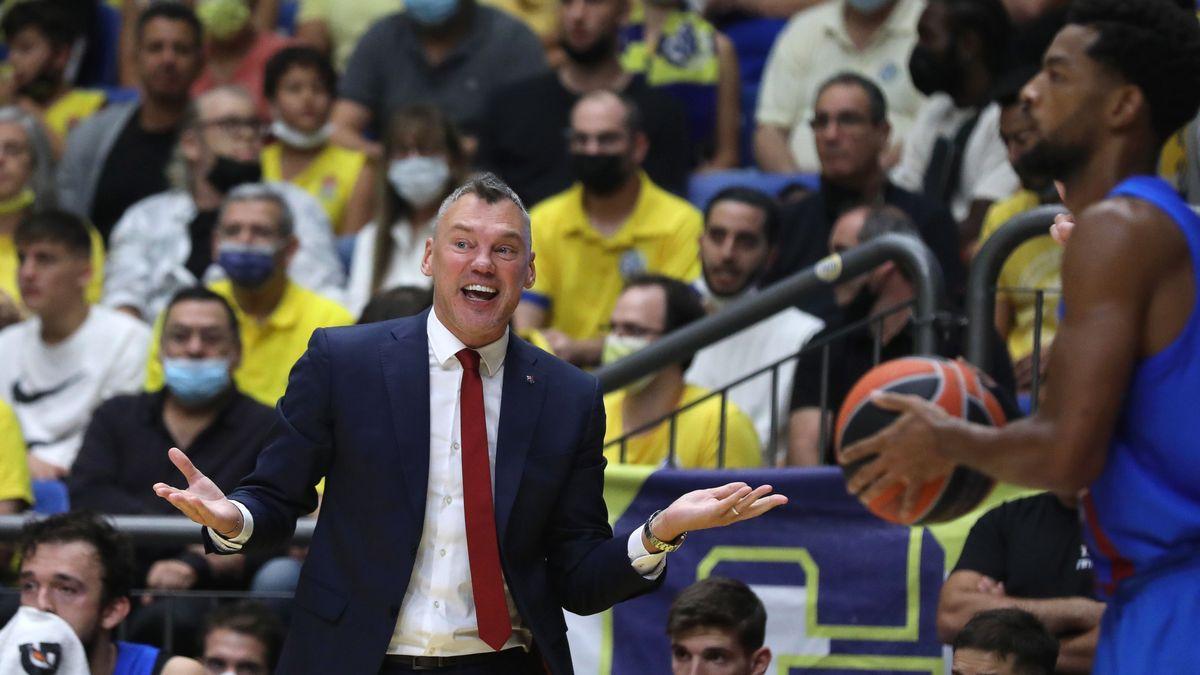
[379,313,432,539]
[495,336,546,544]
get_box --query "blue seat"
[31,479,70,515]
[277,1,301,35]
[720,17,787,166]
[688,169,819,210]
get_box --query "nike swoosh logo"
[12,374,84,404]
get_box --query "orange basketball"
[835,356,1003,526]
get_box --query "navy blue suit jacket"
[209,311,663,673]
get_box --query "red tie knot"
[456,348,481,374]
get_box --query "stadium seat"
[688,169,818,210]
[31,479,70,515]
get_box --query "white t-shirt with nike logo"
[0,306,150,471]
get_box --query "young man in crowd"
[667,577,772,675]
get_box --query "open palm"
[152,447,242,536]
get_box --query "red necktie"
[455,349,512,651]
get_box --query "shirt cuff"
[626,527,666,579]
[206,500,254,552]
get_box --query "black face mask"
[560,34,617,67]
[206,156,263,194]
[569,153,629,195]
[908,43,960,97]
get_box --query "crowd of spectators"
[0,0,1192,670]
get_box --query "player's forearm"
[937,414,1103,492]
[1056,625,1100,674]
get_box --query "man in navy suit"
[155,174,786,674]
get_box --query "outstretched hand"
[651,482,788,543]
[153,448,242,537]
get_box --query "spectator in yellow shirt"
[261,46,374,236]
[601,275,761,469]
[0,399,32,513]
[145,184,353,406]
[0,107,104,322]
[515,90,702,367]
[1,2,105,157]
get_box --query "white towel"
[0,606,90,675]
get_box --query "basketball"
[835,356,1007,526]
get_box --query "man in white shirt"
[0,210,149,480]
[153,173,787,674]
[686,187,823,464]
[754,0,925,174]
[890,0,1020,246]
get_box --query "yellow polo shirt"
[979,190,1062,362]
[0,226,105,308]
[525,173,702,340]
[44,89,106,140]
[603,384,761,469]
[145,279,354,407]
[262,142,367,235]
[0,399,32,505]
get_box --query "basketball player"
[838,1,1200,672]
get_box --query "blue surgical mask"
[405,0,460,26]
[163,358,232,406]
[217,242,279,288]
[846,0,891,13]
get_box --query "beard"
[560,34,617,67]
[1016,136,1090,184]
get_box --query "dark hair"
[136,2,202,48]
[163,286,242,347]
[19,512,136,606]
[2,1,79,48]
[1068,0,1200,143]
[953,609,1058,675]
[860,205,919,242]
[263,45,337,101]
[815,72,888,124]
[204,601,285,670]
[370,105,469,298]
[704,186,781,247]
[667,577,766,653]
[935,0,1012,78]
[623,273,706,370]
[358,285,434,324]
[14,208,91,257]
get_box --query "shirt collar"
[427,307,508,377]
[562,172,672,242]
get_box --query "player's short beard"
[1016,137,1090,185]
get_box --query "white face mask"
[601,333,657,394]
[387,156,451,209]
[270,119,331,150]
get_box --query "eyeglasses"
[0,140,31,159]
[216,223,283,244]
[809,112,873,132]
[200,116,268,138]
[163,326,236,349]
[602,322,663,338]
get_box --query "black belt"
[382,648,527,671]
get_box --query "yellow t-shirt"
[145,279,354,407]
[0,399,32,505]
[261,142,367,235]
[0,225,105,308]
[44,89,106,141]
[479,0,558,41]
[297,0,400,72]
[979,190,1063,362]
[603,384,761,469]
[526,173,702,340]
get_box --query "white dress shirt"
[210,310,665,656]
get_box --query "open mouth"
[461,283,499,302]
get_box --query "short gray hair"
[0,106,56,208]
[436,172,531,246]
[218,183,294,238]
[860,205,918,243]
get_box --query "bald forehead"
[572,94,627,129]
[831,207,869,246]
[198,89,255,119]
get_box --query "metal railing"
[0,514,316,546]
[597,233,944,467]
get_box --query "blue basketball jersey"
[113,641,161,675]
[1082,176,1200,597]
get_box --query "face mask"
[559,34,617,67]
[406,0,460,26]
[846,0,891,13]
[908,43,959,97]
[206,156,263,194]
[601,334,656,394]
[196,0,252,40]
[270,120,331,150]
[217,241,279,288]
[569,153,630,195]
[163,357,232,406]
[388,156,451,208]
